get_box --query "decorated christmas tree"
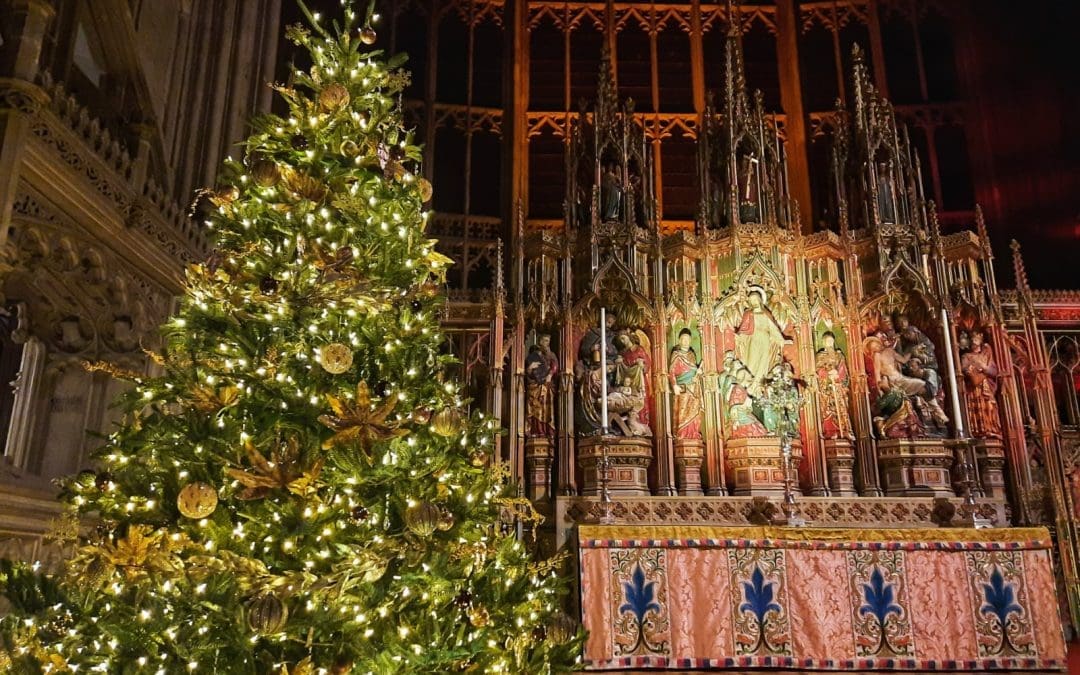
[0,2,580,672]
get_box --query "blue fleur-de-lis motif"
[740,566,781,652]
[618,563,662,654]
[859,566,903,654]
[981,566,1023,654]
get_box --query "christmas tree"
[0,2,580,672]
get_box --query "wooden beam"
[774,0,813,234]
[689,0,705,114]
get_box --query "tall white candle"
[600,308,608,433]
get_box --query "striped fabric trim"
[579,537,1052,551]
[583,654,1067,671]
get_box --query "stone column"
[0,0,55,81]
[3,336,46,470]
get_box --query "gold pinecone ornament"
[416,177,433,202]
[318,82,351,112]
[546,611,578,644]
[467,604,490,628]
[176,481,218,519]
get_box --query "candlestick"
[600,308,609,431]
[598,308,614,523]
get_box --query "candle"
[600,308,608,434]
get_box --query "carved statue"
[815,331,854,440]
[669,328,703,440]
[734,287,788,397]
[737,153,760,223]
[960,330,1003,440]
[525,334,558,439]
[876,161,896,224]
[717,350,739,400]
[872,387,924,439]
[728,366,768,438]
[614,330,652,427]
[601,161,623,221]
[574,321,652,438]
[865,334,948,438]
[578,311,617,370]
[575,350,605,435]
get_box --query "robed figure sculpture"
[669,328,703,439]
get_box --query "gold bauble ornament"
[318,82,351,111]
[436,509,455,531]
[250,159,281,188]
[339,140,360,157]
[177,482,218,519]
[468,605,490,628]
[417,177,433,202]
[247,592,288,635]
[405,501,442,536]
[431,408,463,437]
[319,343,354,374]
[547,611,578,644]
[359,26,377,45]
[469,449,487,467]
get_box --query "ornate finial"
[514,199,524,305]
[927,199,942,241]
[974,204,992,258]
[1010,239,1031,292]
[851,43,864,65]
[726,0,739,37]
[596,41,618,126]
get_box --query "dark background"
[279,1,1080,290]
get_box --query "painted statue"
[669,328,703,440]
[614,330,652,427]
[579,311,617,369]
[876,162,896,224]
[960,330,1003,439]
[601,162,623,221]
[734,286,787,397]
[574,320,653,438]
[871,387,924,439]
[728,367,768,438]
[717,350,739,400]
[815,331,854,440]
[865,334,947,438]
[525,334,558,438]
[575,349,606,435]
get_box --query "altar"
[576,525,1067,671]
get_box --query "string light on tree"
[0,1,580,672]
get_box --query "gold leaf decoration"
[189,385,240,413]
[318,381,406,454]
[226,436,323,501]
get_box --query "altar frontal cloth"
[577,525,1066,671]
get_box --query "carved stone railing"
[0,475,70,572]
[21,72,207,264]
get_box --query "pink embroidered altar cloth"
[577,525,1066,671]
